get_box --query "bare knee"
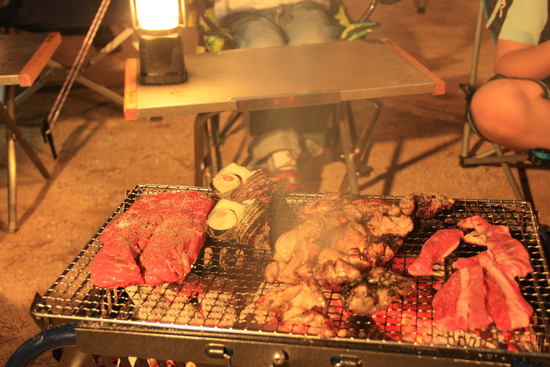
[470,79,530,142]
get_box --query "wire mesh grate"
[32,185,550,357]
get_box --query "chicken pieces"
[255,281,337,338]
[259,192,454,331]
[254,192,455,337]
[265,193,416,287]
[341,267,416,315]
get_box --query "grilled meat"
[255,280,337,338]
[277,241,321,283]
[433,265,492,331]
[431,216,535,332]
[312,259,363,288]
[458,216,533,278]
[483,262,533,331]
[266,192,430,286]
[340,267,416,315]
[260,191,452,336]
[400,192,455,220]
[331,222,368,253]
[453,247,533,331]
[408,229,464,276]
[272,229,299,262]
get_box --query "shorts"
[466,74,550,142]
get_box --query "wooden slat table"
[0,32,61,232]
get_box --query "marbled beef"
[433,265,492,331]
[458,216,533,278]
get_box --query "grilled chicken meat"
[255,280,337,338]
[400,192,455,220]
[340,267,416,315]
[266,192,421,286]
[312,259,362,288]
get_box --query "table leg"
[1,85,52,232]
[0,87,17,233]
[6,86,17,233]
[0,88,50,179]
[194,112,219,187]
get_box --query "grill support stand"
[70,324,550,367]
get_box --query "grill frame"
[32,184,550,366]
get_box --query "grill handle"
[205,344,292,367]
[205,344,233,366]
[331,355,363,367]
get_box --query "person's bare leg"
[470,78,550,151]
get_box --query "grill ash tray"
[32,185,550,365]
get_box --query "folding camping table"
[124,38,445,193]
[0,32,61,232]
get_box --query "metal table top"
[0,32,61,87]
[133,38,445,118]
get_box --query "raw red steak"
[433,265,492,331]
[91,191,215,288]
[408,229,464,276]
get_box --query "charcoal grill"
[21,185,550,366]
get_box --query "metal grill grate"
[32,184,550,361]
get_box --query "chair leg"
[493,144,525,201]
[460,0,530,203]
[210,114,223,172]
[337,103,360,194]
[355,99,382,171]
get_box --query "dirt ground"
[1,0,549,365]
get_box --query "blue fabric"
[227,1,340,160]
[228,1,340,47]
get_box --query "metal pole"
[461,0,486,159]
[6,85,17,233]
[470,0,485,88]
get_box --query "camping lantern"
[130,0,187,85]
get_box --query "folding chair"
[0,0,134,157]
[188,0,384,192]
[459,0,544,202]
